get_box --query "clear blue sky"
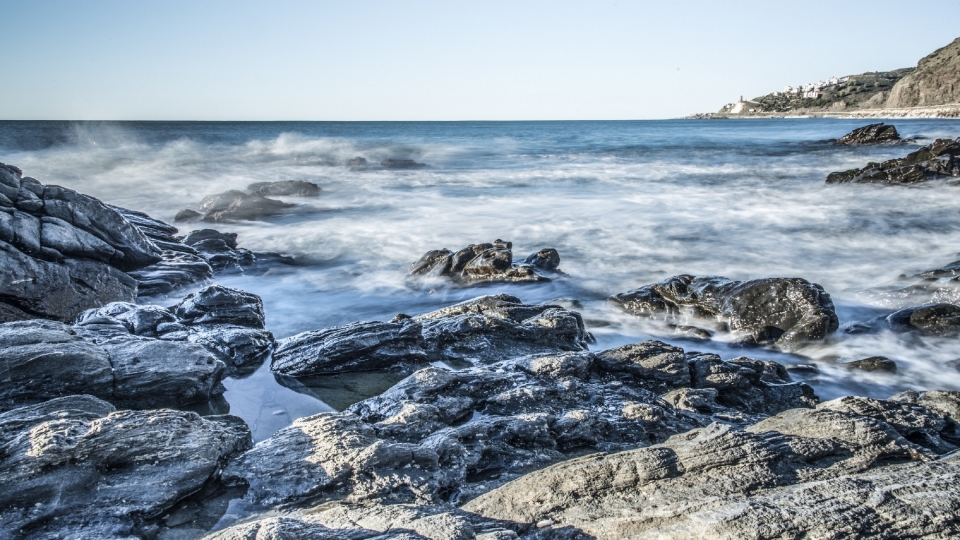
[2,0,958,120]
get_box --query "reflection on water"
[276,370,411,412]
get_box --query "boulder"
[846,356,898,372]
[409,240,559,286]
[462,395,960,539]
[826,137,960,184]
[175,190,294,222]
[609,275,839,348]
[246,180,321,197]
[835,122,902,144]
[181,228,296,276]
[0,396,251,539]
[845,303,960,337]
[228,338,814,508]
[0,163,162,323]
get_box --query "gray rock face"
[0,163,162,322]
[835,122,902,144]
[226,339,814,508]
[272,319,429,376]
[415,295,594,364]
[463,394,960,539]
[176,190,294,223]
[409,241,559,286]
[182,228,296,276]
[610,275,839,348]
[827,137,960,184]
[0,396,251,539]
[247,180,321,197]
[846,302,960,337]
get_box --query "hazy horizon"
[2,0,959,121]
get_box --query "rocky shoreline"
[3,136,960,540]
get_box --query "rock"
[462,394,960,539]
[610,275,839,348]
[231,337,814,508]
[414,294,594,364]
[182,228,295,276]
[246,180,321,197]
[204,516,431,539]
[886,37,960,109]
[0,396,251,539]
[835,122,902,144]
[382,159,426,168]
[176,190,294,223]
[847,303,960,337]
[173,284,266,328]
[409,241,559,286]
[272,319,429,376]
[0,163,162,323]
[826,137,960,184]
[175,208,202,222]
[846,355,898,372]
[347,157,368,167]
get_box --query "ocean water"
[3,119,960,441]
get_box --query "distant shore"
[686,103,960,120]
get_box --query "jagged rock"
[609,275,839,348]
[229,338,814,508]
[835,123,902,144]
[272,319,428,376]
[826,137,960,184]
[462,395,960,539]
[173,284,266,328]
[246,180,321,197]
[0,163,161,322]
[176,190,294,223]
[181,228,295,276]
[846,356,898,372]
[382,159,425,168]
[409,241,559,286]
[845,303,960,337]
[414,295,594,364]
[0,396,251,539]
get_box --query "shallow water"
[3,119,960,441]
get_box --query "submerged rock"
[246,180,320,197]
[846,355,898,372]
[227,338,814,508]
[382,159,426,168]
[347,157,368,167]
[610,275,839,348]
[1,163,162,323]
[463,394,960,539]
[409,240,560,286]
[176,190,294,223]
[845,302,960,337]
[827,137,960,184]
[0,396,251,539]
[835,122,903,144]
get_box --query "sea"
[2,119,959,442]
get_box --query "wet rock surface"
[463,393,960,539]
[1,163,161,323]
[845,302,960,337]
[272,295,593,377]
[176,190,294,223]
[181,228,295,276]
[0,395,251,539]
[610,275,839,348]
[835,122,903,144]
[409,240,560,286]
[246,180,320,197]
[0,285,273,411]
[826,137,960,184]
[226,338,815,509]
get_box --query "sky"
[2,0,959,121]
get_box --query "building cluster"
[778,76,847,99]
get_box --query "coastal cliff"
[695,37,960,118]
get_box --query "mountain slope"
[886,37,960,108]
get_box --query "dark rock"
[826,137,960,184]
[246,180,321,197]
[846,356,898,372]
[176,190,294,223]
[848,302,960,337]
[175,208,202,222]
[381,159,426,168]
[173,284,266,328]
[229,337,814,508]
[835,122,902,144]
[0,396,251,539]
[462,395,960,539]
[610,275,839,348]
[409,240,560,286]
[415,294,594,364]
[181,228,295,276]
[272,319,429,376]
[347,157,368,167]
[0,163,163,322]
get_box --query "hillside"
[696,37,960,118]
